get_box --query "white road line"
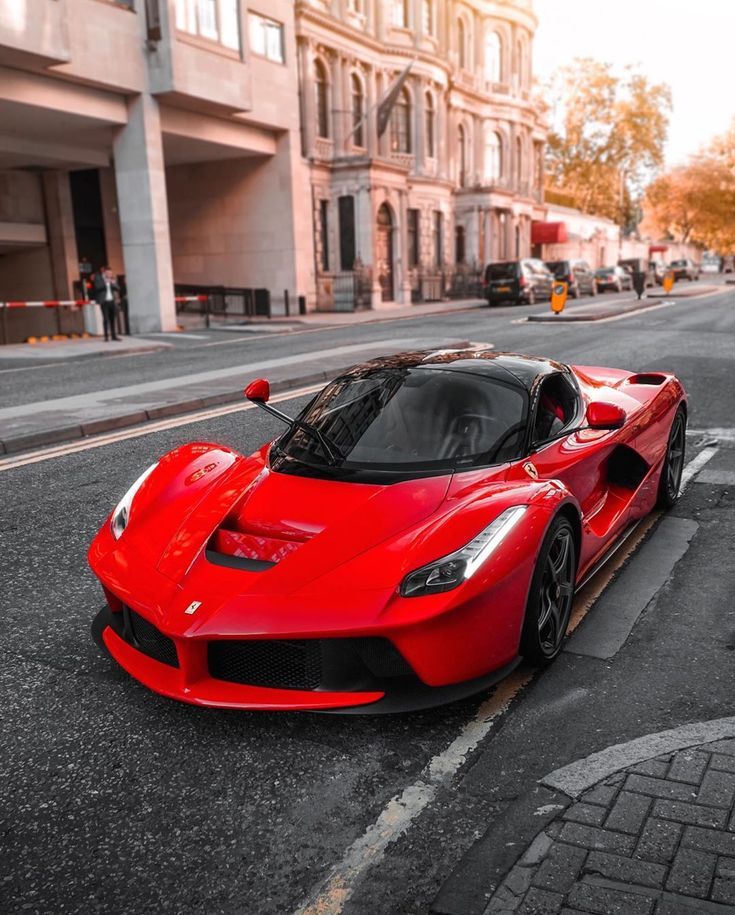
[294,671,531,915]
[143,332,210,340]
[0,383,324,472]
[680,445,719,492]
[689,427,735,444]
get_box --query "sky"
[533,0,735,165]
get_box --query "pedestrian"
[93,266,120,341]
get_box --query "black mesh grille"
[127,608,179,668]
[351,638,414,679]
[208,640,322,690]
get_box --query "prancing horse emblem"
[184,601,202,615]
[523,461,539,481]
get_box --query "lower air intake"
[208,639,323,690]
[126,607,179,668]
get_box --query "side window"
[532,374,579,444]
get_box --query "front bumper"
[92,604,519,713]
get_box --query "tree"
[643,123,735,251]
[545,59,671,226]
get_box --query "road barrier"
[0,299,90,344]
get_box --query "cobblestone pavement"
[487,739,735,914]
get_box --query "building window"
[484,128,502,183]
[455,225,466,264]
[458,123,466,186]
[434,211,443,266]
[422,0,433,36]
[393,0,409,27]
[351,74,365,147]
[390,87,412,154]
[248,12,284,61]
[176,0,240,50]
[338,196,356,270]
[514,36,525,87]
[348,0,364,12]
[485,31,502,84]
[319,199,329,271]
[457,18,466,69]
[425,92,435,158]
[407,208,420,268]
[315,59,330,139]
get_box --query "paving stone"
[657,891,735,913]
[558,822,636,855]
[635,817,682,863]
[666,847,716,898]
[519,831,554,867]
[582,784,619,806]
[696,770,735,809]
[667,751,710,785]
[625,774,697,802]
[584,850,667,888]
[567,882,654,914]
[705,739,735,757]
[683,825,735,856]
[717,856,735,878]
[562,803,607,827]
[711,877,735,905]
[653,798,729,829]
[629,757,671,778]
[605,791,652,835]
[710,753,735,774]
[517,887,564,914]
[531,842,587,893]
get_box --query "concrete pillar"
[414,78,425,171]
[113,93,176,333]
[366,65,377,158]
[299,38,316,158]
[332,53,345,155]
[41,171,78,301]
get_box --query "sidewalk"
[0,336,173,361]
[480,729,735,914]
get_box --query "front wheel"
[657,406,687,508]
[520,516,576,665]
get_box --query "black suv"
[484,259,553,306]
[545,259,597,298]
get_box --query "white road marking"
[143,332,209,340]
[680,445,718,491]
[294,670,531,915]
[689,427,735,444]
[0,383,324,472]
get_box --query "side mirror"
[586,401,626,430]
[244,378,270,403]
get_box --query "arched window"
[390,87,412,154]
[458,123,466,186]
[484,128,502,183]
[392,0,409,28]
[425,92,435,158]
[485,31,502,85]
[457,18,466,69]
[422,0,433,36]
[351,74,365,147]
[315,59,330,139]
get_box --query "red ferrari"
[89,349,687,712]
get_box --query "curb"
[430,717,735,915]
[0,339,172,362]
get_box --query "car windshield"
[486,262,520,280]
[545,261,569,277]
[272,367,528,473]
[596,268,614,275]
[670,260,686,267]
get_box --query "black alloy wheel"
[657,406,687,509]
[520,516,576,665]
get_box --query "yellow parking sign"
[550,281,568,314]
[663,271,675,294]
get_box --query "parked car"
[701,253,722,274]
[484,259,553,306]
[545,259,597,298]
[595,266,634,293]
[668,259,700,281]
[618,258,657,288]
[722,255,734,274]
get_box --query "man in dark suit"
[93,267,121,341]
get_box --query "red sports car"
[89,349,687,712]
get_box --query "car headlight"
[400,506,528,598]
[110,463,158,540]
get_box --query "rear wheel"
[520,516,576,665]
[657,406,687,508]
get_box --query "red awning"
[649,244,668,254]
[532,221,568,244]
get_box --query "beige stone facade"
[296,0,547,308]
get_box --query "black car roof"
[344,348,570,392]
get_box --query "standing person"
[93,267,120,341]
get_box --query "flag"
[376,61,414,138]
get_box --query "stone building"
[296,0,547,308]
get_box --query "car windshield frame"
[270,366,530,480]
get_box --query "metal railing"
[174,284,272,325]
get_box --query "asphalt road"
[1,282,733,914]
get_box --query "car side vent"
[626,373,667,386]
[607,445,649,490]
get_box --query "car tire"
[657,406,687,509]
[571,284,579,299]
[616,281,622,293]
[526,289,536,306]
[519,515,576,666]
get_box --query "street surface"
[1,279,734,914]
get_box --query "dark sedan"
[595,266,633,293]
